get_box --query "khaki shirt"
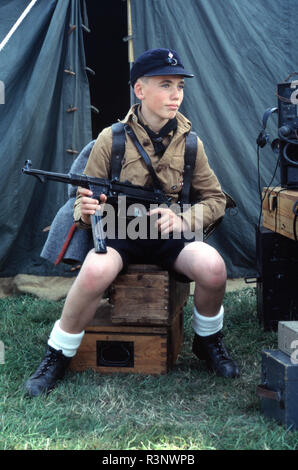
[74,105,226,232]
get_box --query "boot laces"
[214,333,230,360]
[37,348,60,376]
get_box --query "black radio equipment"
[277,82,298,187]
[257,80,298,188]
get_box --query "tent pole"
[126,0,135,106]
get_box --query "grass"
[0,288,297,451]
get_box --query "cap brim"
[143,66,194,79]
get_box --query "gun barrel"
[22,161,171,206]
[22,161,90,188]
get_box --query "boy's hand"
[78,187,107,225]
[148,207,189,235]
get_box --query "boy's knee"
[208,255,227,288]
[78,257,119,294]
[79,261,106,293]
[77,249,123,294]
[192,247,226,289]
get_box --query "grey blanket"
[40,140,95,265]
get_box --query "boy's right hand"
[78,187,107,225]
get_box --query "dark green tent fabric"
[1,0,297,278]
[0,0,92,276]
[131,0,298,277]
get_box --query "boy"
[25,48,239,397]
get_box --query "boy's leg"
[173,241,239,378]
[59,247,123,333]
[25,247,123,397]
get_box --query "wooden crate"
[70,265,189,374]
[69,298,184,375]
[262,187,298,241]
[110,264,190,326]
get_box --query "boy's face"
[134,75,184,125]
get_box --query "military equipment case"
[256,227,298,331]
[262,187,298,242]
[257,349,298,429]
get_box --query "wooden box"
[69,299,184,375]
[257,349,298,429]
[278,321,298,358]
[262,186,298,241]
[70,265,189,375]
[109,264,190,326]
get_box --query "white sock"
[192,305,224,337]
[48,320,84,357]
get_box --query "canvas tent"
[0,0,297,292]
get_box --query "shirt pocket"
[165,156,184,193]
[120,153,149,186]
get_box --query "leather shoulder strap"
[180,131,197,205]
[110,124,198,202]
[111,122,126,181]
[124,124,163,190]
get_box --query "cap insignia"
[167,51,177,66]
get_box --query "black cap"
[130,48,194,87]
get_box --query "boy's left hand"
[148,207,189,236]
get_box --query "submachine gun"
[22,160,172,254]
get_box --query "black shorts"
[105,237,191,283]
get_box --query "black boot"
[192,331,239,378]
[24,345,72,397]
